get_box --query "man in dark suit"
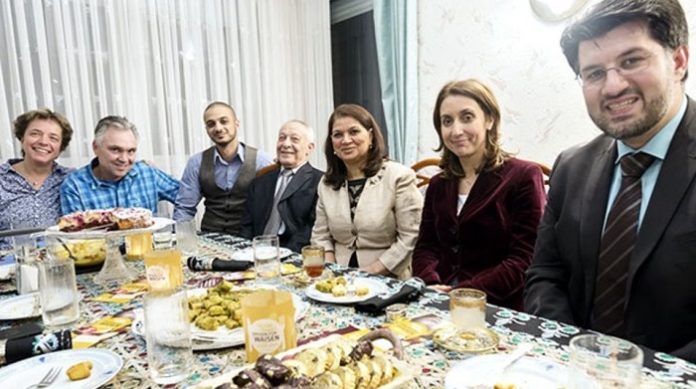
[525,0,696,362]
[240,120,323,252]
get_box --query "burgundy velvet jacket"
[413,158,546,310]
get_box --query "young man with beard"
[173,102,273,234]
[525,0,696,362]
[240,120,323,252]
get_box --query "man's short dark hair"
[560,0,689,80]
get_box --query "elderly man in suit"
[240,120,323,252]
[525,0,696,362]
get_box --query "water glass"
[144,289,192,385]
[449,288,487,330]
[252,235,280,281]
[175,219,197,256]
[153,207,174,249]
[568,334,643,388]
[301,245,325,278]
[38,255,80,329]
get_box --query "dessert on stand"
[44,208,173,284]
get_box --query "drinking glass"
[301,245,325,278]
[252,235,280,282]
[449,288,487,330]
[153,207,174,249]
[175,219,197,256]
[125,232,153,260]
[143,249,184,292]
[38,255,80,329]
[14,233,39,294]
[568,334,643,388]
[144,289,192,385]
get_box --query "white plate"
[305,277,389,304]
[0,293,41,320]
[230,247,294,262]
[0,348,123,389]
[445,354,600,389]
[0,263,14,281]
[132,288,309,351]
[44,217,173,239]
[191,334,413,388]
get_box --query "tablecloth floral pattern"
[1,232,695,388]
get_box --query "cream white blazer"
[311,161,423,279]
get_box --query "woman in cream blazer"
[311,104,423,280]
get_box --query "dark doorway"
[330,10,389,149]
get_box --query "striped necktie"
[263,169,293,235]
[592,152,655,335]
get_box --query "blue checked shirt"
[60,159,180,214]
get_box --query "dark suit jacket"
[240,162,323,253]
[525,98,696,362]
[413,158,546,310]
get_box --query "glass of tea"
[301,245,325,278]
[449,288,487,330]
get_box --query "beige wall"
[417,0,696,166]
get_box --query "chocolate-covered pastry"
[287,374,312,387]
[256,354,291,385]
[232,369,270,388]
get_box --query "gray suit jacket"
[525,97,696,362]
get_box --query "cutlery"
[467,343,534,388]
[24,366,61,389]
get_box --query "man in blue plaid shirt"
[60,116,180,214]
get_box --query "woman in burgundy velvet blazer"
[413,79,546,310]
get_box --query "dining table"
[1,230,695,388]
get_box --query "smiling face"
[276,121,314,169]
[438,95,492,165]
[204,105,239,148]
[578,20,688,148]
[330,116,373,168]
[20,118,63,166]
[92,128,137,181]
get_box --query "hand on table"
[429,284,452,293]
[360,261,390,276]
[325,251,336,263]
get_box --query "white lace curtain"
[0,0,334,176]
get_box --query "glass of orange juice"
[125,232,153,260]
[143,249,183,292]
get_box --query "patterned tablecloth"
[1,232,696,388]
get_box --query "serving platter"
[132,287,309,351]
[44,217,173,239]
[192,334,413,388]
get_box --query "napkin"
[1,329,72,365]
[187,256,253,272]
[354,277,426,315]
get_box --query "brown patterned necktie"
[592,152,655,335]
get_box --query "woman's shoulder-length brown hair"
[323,104,387,190]
[432,79,510,179]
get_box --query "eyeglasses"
[576,53,653,88]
